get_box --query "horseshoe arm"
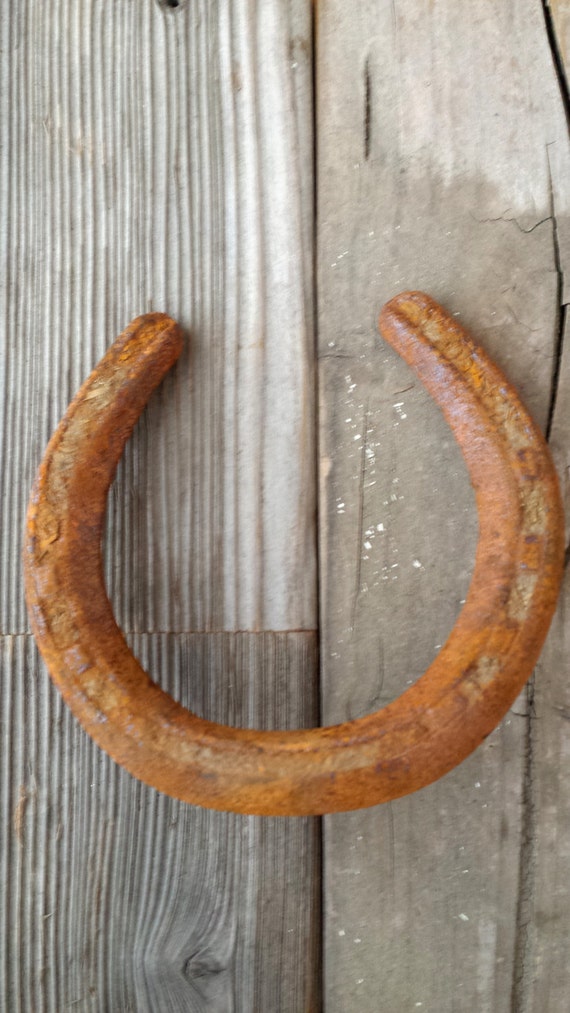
[24,299,565,815]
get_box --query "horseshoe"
[24,295,565,816]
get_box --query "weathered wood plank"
[519,10,570,1005]
[524,344,570,1011]
[0,632,320,1011]
[550,0,570,69]
[0,0,316,634]
[0,1,319,1009]
[317,0,570,1008]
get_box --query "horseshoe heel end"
[378,290,565,712]
[24,311,185,704]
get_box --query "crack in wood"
[363,57,372,161]
[545,144,567,441]
[510,679,538,1013]
[542,0,570,131]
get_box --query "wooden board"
[521,9,570,1010]
[316,0,570,1009]
[0,633,320,1010]
[3,1,570,1009]
[0,1,320,1009]
[525,334,570,1011]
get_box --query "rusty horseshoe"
[24,294,565,816]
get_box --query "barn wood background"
[1,1,569,1010]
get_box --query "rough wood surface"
[0,633,320,1011]
[550,0,570,69]
[3,0,570,1009]
[520,10,570,1011]
[0,1,319,1010]
[525,332,570,1012]
[317,0,570,1009]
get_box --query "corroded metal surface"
[23,298,565,815]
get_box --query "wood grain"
[0,632,320,1011]
[549,0,570,71]
[316,0,570,1008]
[524,331,570,1010]
[4,0,570,1008]
[519,9,570,1010]
[0,1,319,1009]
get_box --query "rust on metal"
[24,297,565,815]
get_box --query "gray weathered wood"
[317,0,570,1008]
[524,327,570,1010]
[519,10,570,1009]
[0,633,319,1011]
[0,1,319,1009]
[4,0,570,1009]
